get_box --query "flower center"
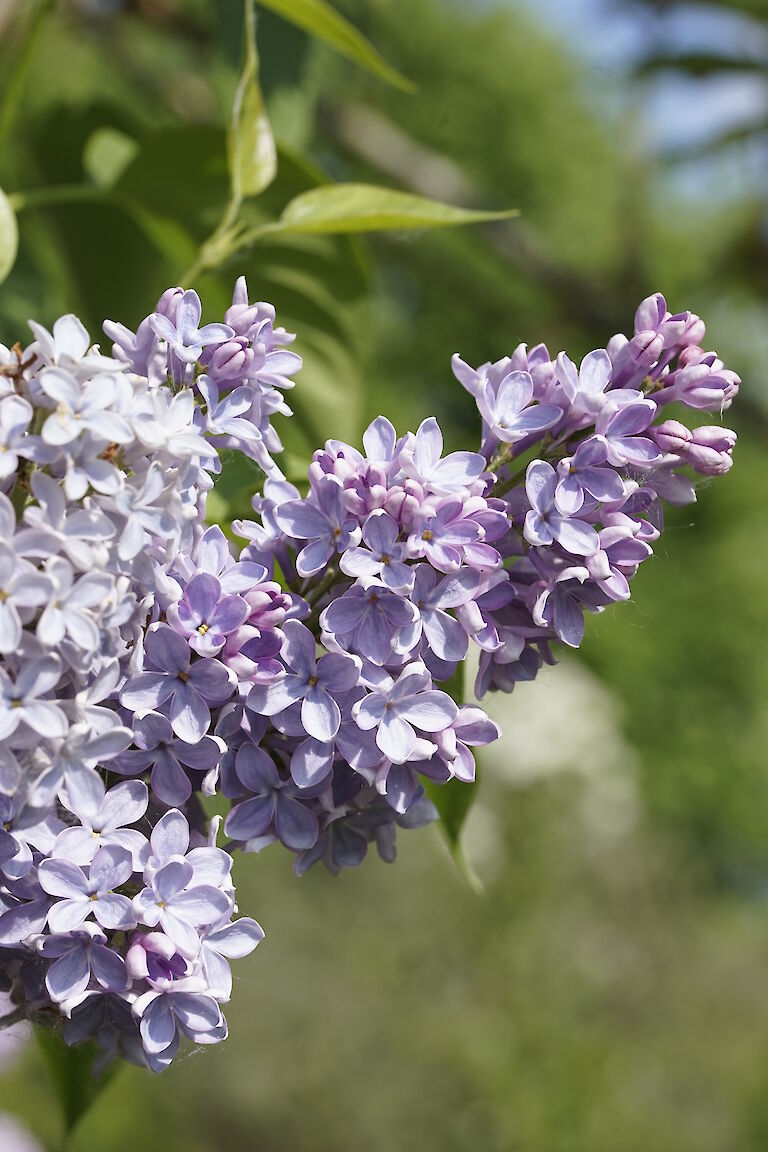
[0,589,7,602]
[308,675,319,687]
[421,530,433,541]
[197,623,210,635]
[178,671,190,682]
[381,553,391,565]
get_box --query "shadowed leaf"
[36,1027,119,1136]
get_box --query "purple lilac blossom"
[0,283,736,1073]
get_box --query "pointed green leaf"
[36,1027,119,1136]
[229,0,277,202]
[250,183,517,239]
[0,186,18,285]
[256,0,415,92]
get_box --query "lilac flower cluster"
[0,284,737,1074]
[0,280,289,1070]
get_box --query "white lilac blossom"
[0,283,736,1076]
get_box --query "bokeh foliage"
[0,0,766,1148]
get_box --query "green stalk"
[8,184,104,212]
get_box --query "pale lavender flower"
[36,558,112,653]
[585,526,652,601]
[51,776,148,867]
[28,314,116,377]
[200,917,264,1001]
[0,544,52,655]
[29,722,133,807]
[0,794,63,880]
[429,706,501,783]
[532,559,591,647]
[339,510,413,590]
[554,438,626,515]
[39,924,129,1002]
[554,349,614,415]
[103,315,160,377]
[0,656,66,740]
[477,370,561,442]
[410,565,480,661]
[595,400,660,468]
[121,623,234,742]
[320,583,418,666]
[132,860,232,959]
[247,621,360,742]
[0,395,34,479]
[38,846,135,933]
[407,499,483,573]
[401,417,486,493]
[524,461,600,556]
[132,988,225,1073]
[166,573,249,657]
[224,743,319,850]
[21,472,115,570]
[186,525,267,594]
[149,289,233,365]
[196,378,263,447]
[39,368,132,447]
[352,663,457,763]
[112,712,223,807]
[275,478,362,577]
[112,464,178,561]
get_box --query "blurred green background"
[0,0,766,1148]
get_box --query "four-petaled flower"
[247,620,360,742]
[524,461,600,556]
[352,663,457,764]
[121,623,234,742]
[38,846,135,933]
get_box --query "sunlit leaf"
[229,0,277,202]
[0,185,18,285]
[83,127,140,190]
[36,1027,119,1136]
[251,183,517,239]
[256,0,415,92]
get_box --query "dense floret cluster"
[0,281,737,1070]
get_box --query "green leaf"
[36,1027,119,1136]
[256,0,415,92]
[0,185,18,285]
[421,662,483,892]
[83,127,140,190]
[229,0,277,202]
[254,183,518,239]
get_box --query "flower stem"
[0,1005,27,1029]
[8,184,105,213]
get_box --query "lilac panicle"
[0,282,735,1073]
